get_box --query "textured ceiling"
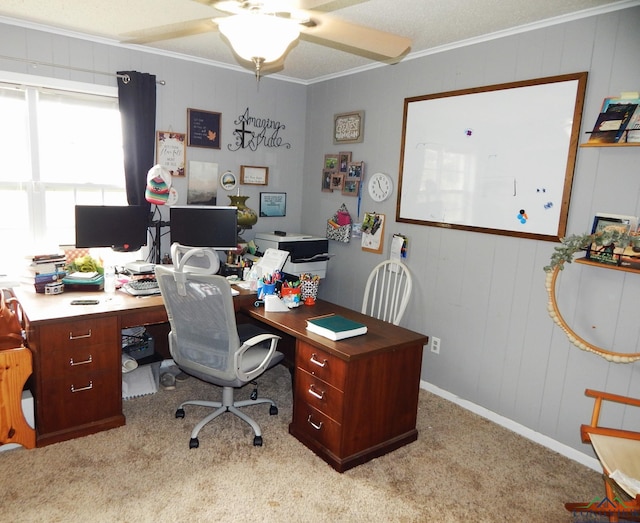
[0,0,633,83]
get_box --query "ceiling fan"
[122,0,412,80]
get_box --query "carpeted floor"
[0,364,603,522]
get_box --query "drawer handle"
[69,329,92,340]
[70,355,93,366]
[310,353,328,368]
[71,381,93,393]
[307,415,323,430]
[308,384,325,400]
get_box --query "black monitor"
[170,205,238,249]
[75,205,149,252]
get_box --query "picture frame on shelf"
[585,213,637,266]
[334,110,365,144]
[342,177,361,197]
[187,108,221,149]
[259,192,286,217]
[240,165,269,185]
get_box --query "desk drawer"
[295,368,344,423]
[38,370,121,433]
[42,316,118,347]
[296,342,346,391]
[39,341,117,379]
[293,402,342,456]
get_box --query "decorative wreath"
[544,229,640,363]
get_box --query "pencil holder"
[300,280,319,301]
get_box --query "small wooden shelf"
[575,257,640,274]
[580,142,640,147]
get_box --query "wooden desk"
[14,287,426,472]
[243,301,427,472]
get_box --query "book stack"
[306,313,367,341]
[62,271,104,291]
[23,254,67,293]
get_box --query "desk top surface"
[14,285,427,360]
[244,300,427,360]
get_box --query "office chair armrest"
[235,333,281,382]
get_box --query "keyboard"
[123,280,160,296]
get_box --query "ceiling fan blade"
[193,0,337,10]
[299,11,411,58]
[122,18,219,44]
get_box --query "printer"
[254,232,330,279]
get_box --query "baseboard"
[420,380,600,473]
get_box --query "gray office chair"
[155,253,283,448]
[361,260,413,326]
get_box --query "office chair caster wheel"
[253,435,263,446]
[269,405,278,415]
[189,437,199,449]
[175,408,185,419]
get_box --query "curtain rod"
[0,55,166,85]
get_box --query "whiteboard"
[396,73,587,241]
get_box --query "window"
[0,74,126,275]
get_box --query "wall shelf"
[580,142,640,147]
[574,256,640,274]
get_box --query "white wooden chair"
[361,260,412,326]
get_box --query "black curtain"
[117,71,156,207]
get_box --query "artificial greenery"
[544,229,633,272]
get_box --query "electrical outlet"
[431,337,441,354]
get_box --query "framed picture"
[342,177,360,197]
[187,108,221,149]
[338,152,351,173]
[220,171,237,191]
[156,131,185,176]
[324,154,339,172]
[259,192,287,217]
[329,172,344,191]
[585,213,637,265]
[397,72,588,241]
[322,169,333,192]
[347,161,364,178]
[361,212,385,253]
[334,110,365,144]
[240,165,269,185]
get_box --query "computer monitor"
[170,205,238,250]
[75,205,149,252]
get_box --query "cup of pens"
[300,274,320,305]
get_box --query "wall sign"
[334,111,365,144]
[187,108,221,149]
[228,107,291,151]
[156,131,185,176]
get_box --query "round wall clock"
[220,171,237,191]
[368,172,393,202]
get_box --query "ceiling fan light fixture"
[217,13,300,78]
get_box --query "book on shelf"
[306,313,367,341]
[601,97,640,143]
[585,214,636,266]
[588,102,638,143]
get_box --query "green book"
[306,314,367,341]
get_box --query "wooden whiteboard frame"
[396,72,588,241]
